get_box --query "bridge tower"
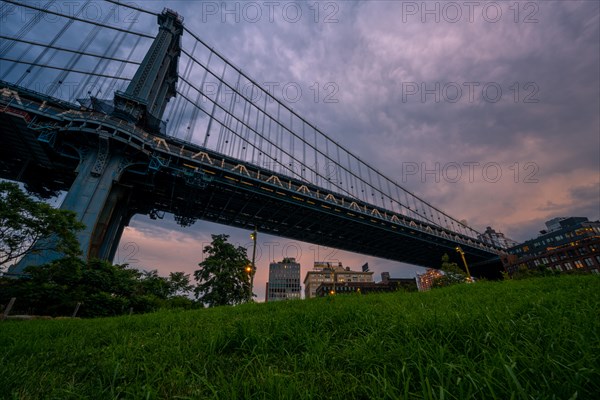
[13,9,183,273]
[113,9,183,135]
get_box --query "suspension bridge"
[0,0,504,276]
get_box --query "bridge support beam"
[94,185,135,262]
[89,183,133,261]
[13,145,130,273]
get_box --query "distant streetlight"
[455,246,473,282]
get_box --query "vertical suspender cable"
[46,7,115,97]
[17,1,90,86]
[205,62,227,149]
[189,52,213,144]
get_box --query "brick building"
[502,217,600,275]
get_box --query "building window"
[564,262,573,270]
[574,260,584,269]
[584,258,594,267]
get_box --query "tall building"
[478,226,518,249]
[303,261,373,298]
[502,217,600,275]
[266,258,301,302]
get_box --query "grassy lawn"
[1,275,599,399]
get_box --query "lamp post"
[249,226,257,302]
[455,246,473,282]
[330,267,336,296]
[245,264,253,301]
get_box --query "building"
[303,261,373,299]
[266,258,301,302]
[380,272,418,291]
[316,282,385,296]
[478,226,519,249]
[315,272,417,296]
[502,217,600,275]
[416,269,444,291]
[543,217,587,233]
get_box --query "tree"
[166,271,194,297]
[509,264,560,280]
[441,253,467,276]
[0,257,195,317]
[0,182,83,270]
[136,270,193,299]
[432,253,467,288]
[193,234,251,307]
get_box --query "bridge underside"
[126,171,503,277]
[0,88,503,278]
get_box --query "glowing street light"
[244,264,253,302]
[455,246,473,282]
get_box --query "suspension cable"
[177,74,369,205]
[2,0,154,38]
[0,0,56,56]
[98,0,467,232]
[104,0,158,16]
[0,36,141,65]
[178,48,435,225]
[75,9,141,100]
[0,58,131,80]
[46,6,115,97]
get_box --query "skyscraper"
[266,258,301,302]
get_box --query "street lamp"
[330,267,337,296]
[455,246,473,282]
[245,265,253,302]
[249,227,257,302]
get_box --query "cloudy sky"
[3,1,599,300]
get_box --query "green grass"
[1,275,599,399]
